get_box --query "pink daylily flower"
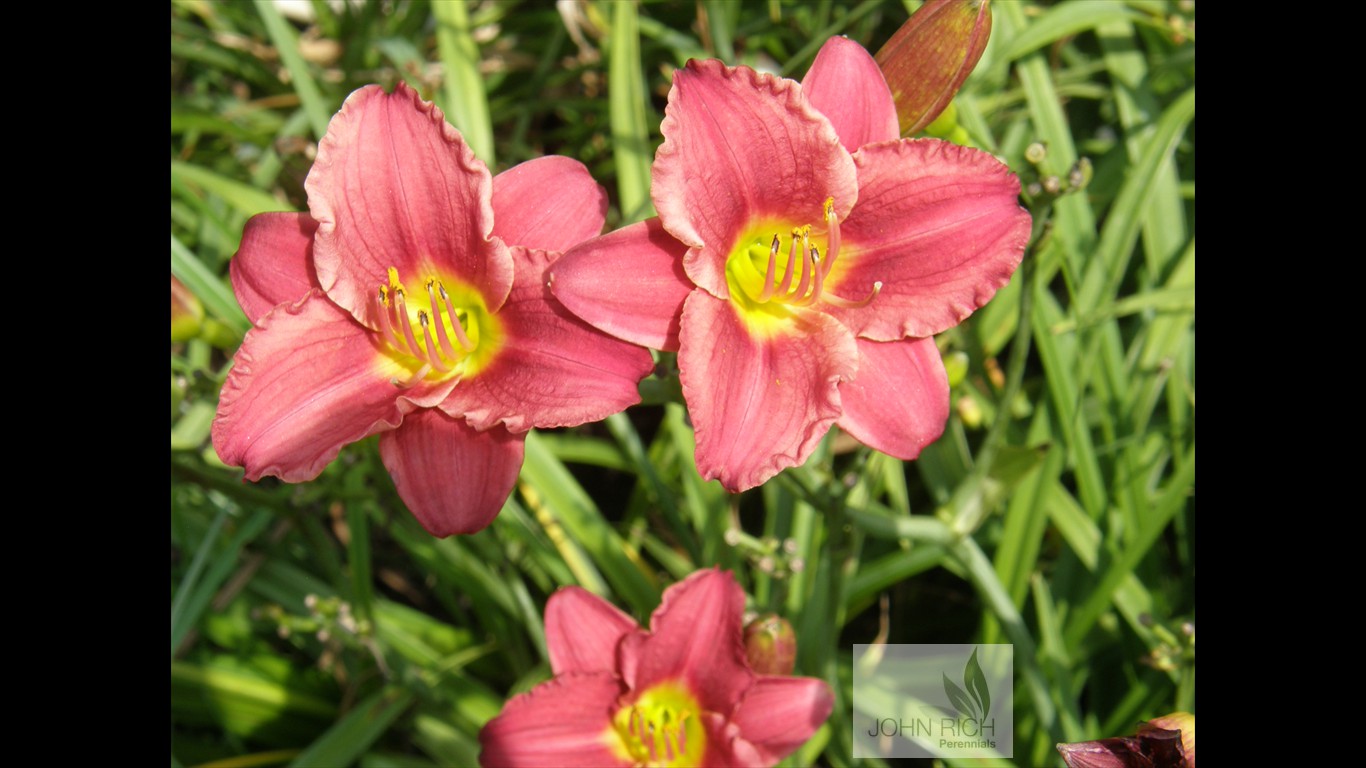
[479,569,832,767]
[212,83,652,536]
[550,38,1031,492]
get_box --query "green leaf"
[608,0,656,222]
[1000,1,1146,62]
[1077,87,1196,315]
[253,0,331,139]
[433,0,494,164]
[288,688,414,768]
[170,234,250,334]
[171,161,292,218]
[520,432,659,614]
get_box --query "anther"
[374,291,406,350]
[426,281,460,360]
[822,199,842,277]
[418,311,453,373]
[392,289,425,359]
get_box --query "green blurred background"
[171,2,1194,765]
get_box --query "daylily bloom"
[480,569,832,767]
[212,83,652,536]
[551,37,1031,492]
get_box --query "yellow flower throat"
[723,198,879,330]
[610,681,706,767]
[372,267,501,387]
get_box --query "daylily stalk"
[875,0,993,136]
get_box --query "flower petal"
[621,569,753,714]
[492,156,607,252]
[801,37,900,152]
[439,247,653,432]
[728,675,835,765]
[230,212,321,323]
[827,139,1031,340]
[550,218,692,351]
[212,291,405,482]
[837,336,948,459]
[544,586,640,677]
[700,713,764,768]
[378,410,523,537]
[308,82,514,325]
[479,673,628,768]
[678,292,857,492]
[653,59,858,299]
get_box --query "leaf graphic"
[943,673,979,721]
[964,647,991,720]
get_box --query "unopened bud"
[1057,712,1194,768]
[875,0,993,135]
[1145,712,1194,767]
[1069,157,1093,190]
[743,614,797,675]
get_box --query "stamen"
[776,230,800,297]
[390,362,431,388]
[375,289,406,350]
[823,280,882,309]
[755,235,780,303]
[792,247,825,307]
[792,231,813,301]
[418,311,453,373]
[426,281,460,360]
[392,289,425,359]
[822,198,842,278]
[809,247,825,304]
[439,284,476,351]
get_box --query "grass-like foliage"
[171,2,1194,765]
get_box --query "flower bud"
[171,275,203,342]
[1056,712,1194,768]
[874,0,993,136]
[1145,712,1194,767]
[743,614,797,675]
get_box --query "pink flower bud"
[874,0,993,135]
